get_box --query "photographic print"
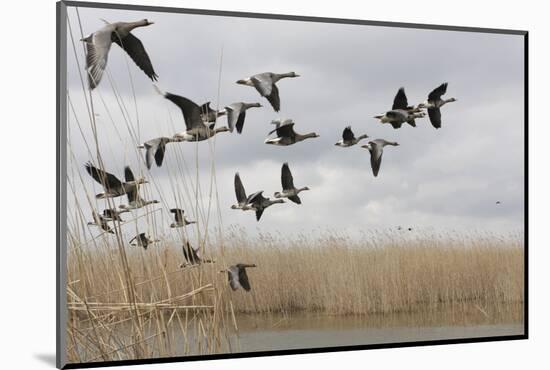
[57,1,527,368]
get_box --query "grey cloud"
[65,6,525,238]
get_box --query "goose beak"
[236,79,246,85]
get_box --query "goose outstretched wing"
[392,88,408,110]
[112,32,158,82]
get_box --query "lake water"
[70,303,524,362]
[227,308,523,353]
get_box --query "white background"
[0,0,545,368]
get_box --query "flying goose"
[231,173,255,211]
[264,119,319,146]
[119,167,159,210]
[224,102,262,133]
[170,208,196,228]
[221,263,257,292]
[246,191,285,221]
[84,162,147,199]
[200,102,226,123]
[236,72,300,112]
[154,86,230,141]
[87,211,114,234]
[81,19,157,89]
[179,241,214,267]
[129,233,159,250]
[138,137,179,169]
[335,126,369,147]
[374,88,425,129]
[102,208,129,222]
[397,226,413,231]
[361,139,400,177]
[274,163,310,204]
[418,83,457,129]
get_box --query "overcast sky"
[65,6,525,243]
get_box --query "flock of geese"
[80,18,457,292]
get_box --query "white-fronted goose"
[274,163,309,204]
[335,126,368,147]
[81,19,157,89]
[87,211,114,234]
[170,208,196,228]
[179,241,214,267]
[418,83,457,129]
[138,137,179,169]
[236,72,300,112]
[264,119,319,146]
[129,232,159,250]
[374,88,425,129]
[246,191,285,221]
[118,167,159,210]
[222,263,256,291]
[231,172,254,211]
[84,162,147,199]
[200,102,226,123]
[102,208,129,222]
[361,139,400,177]
[224,102,262,133]
[154,86,230,141]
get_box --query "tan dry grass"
[68,229,524,317]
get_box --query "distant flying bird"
[236,72,300,112]
[374,88,425,129]
[200,102,226,123]
[246,191,285,221]
[154,86,230,141]
[274,163,310,204]
[361,139,400,177]
[84,162,147,199]
[81,19,157,89]
[264,119,319,146]
[87,211,114,234]
[496,201,501,205]
[231,173,255,211]
[222,263,257,291]
[138,137,179,169]
[118,167,159,210]
[129,233,159,250]
[170,208,196,228]
[418,83,457,129]
[224,102,262,133]
[335,126,369,147]
[179,241,214,267]
[102,208,129,222]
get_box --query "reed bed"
[222,229,524,315]
[68,229,524,318]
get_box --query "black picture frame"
[56,1,528,368]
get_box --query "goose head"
[134,19,154,26]
[273,191,283,198]
[446,97,457,103]
[282,72,300,78]
[305,132,320,139]
[236,78,251,85]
